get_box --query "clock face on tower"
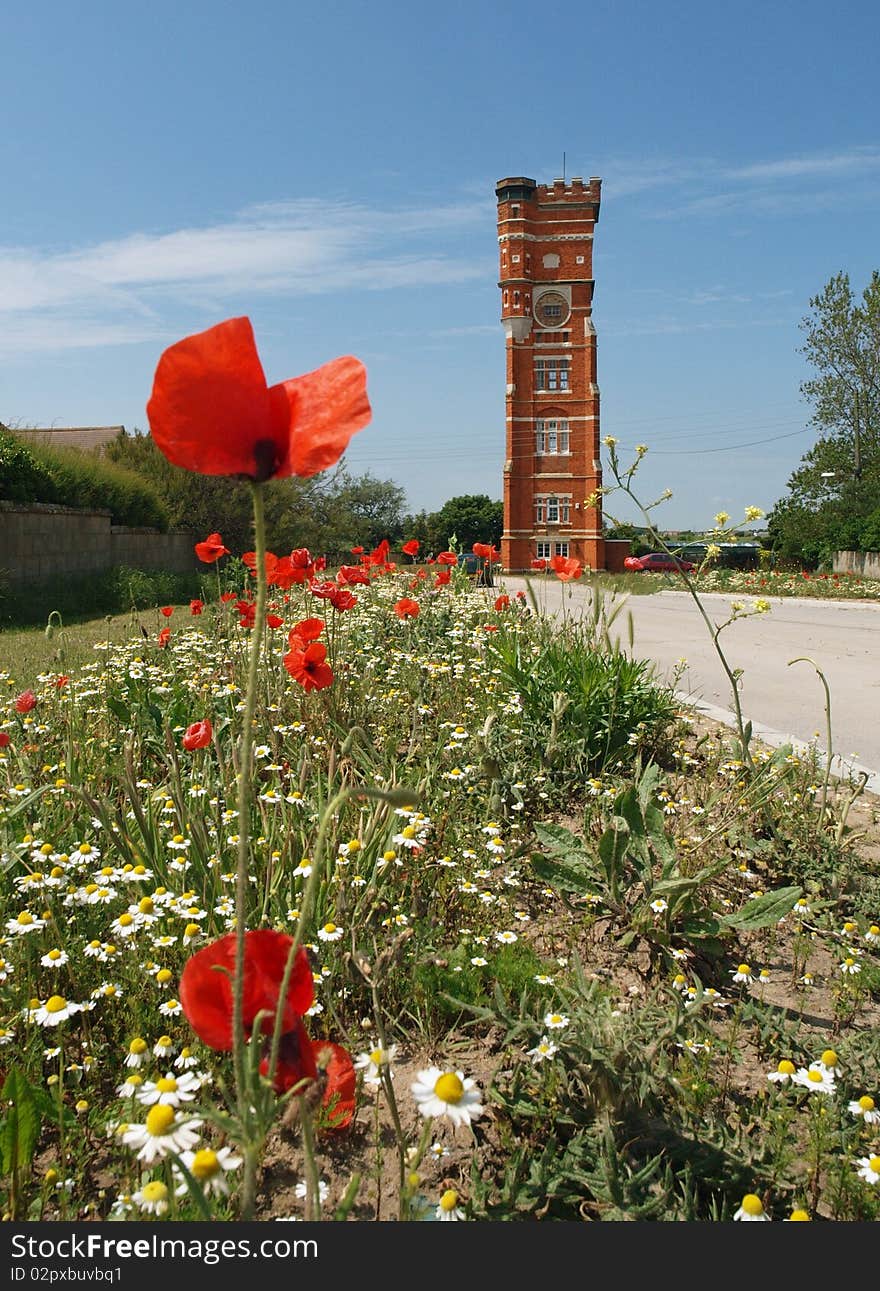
[534,291,570,328]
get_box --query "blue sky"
[2,0,878,528]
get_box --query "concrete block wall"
[833,550,880,580]
[0,502,199,586]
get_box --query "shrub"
[0,427,57,503]
[23,441,169,529]
[0,565,210,627]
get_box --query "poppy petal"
[314,1041,357,1130]
[147,317,283,478]
[179,930,314,1050]
[269,356,371,478]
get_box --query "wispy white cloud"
[0,198,489,356]
[600,146,880,221]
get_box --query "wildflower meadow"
[1,320,879,1226]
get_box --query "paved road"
[500,577,880,783]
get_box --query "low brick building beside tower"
[496,175,605,572]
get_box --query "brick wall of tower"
[496,175,605,572]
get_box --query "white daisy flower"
[848,1096,880,1125]
[856,1155,880,1184]
[435,1188,465,1221]
[543,1012,569,1030]
[733,1193,770,1221]
[767,1060,796,1084]
[132,1180,170,1216]
[136,1071,201,1107]
[791,1065,836,1095]
[317,922,343,942]
[173,1146,242,1197]
[354,1042,398,1086]
[33,996,83,1027]
[121,1106,203,1164]
[410,1068,484,1128]
[527,1036,559,1064]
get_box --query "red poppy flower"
[147,316,371,481]
[55,675,70,689]
[368,539,390,565]
[531,558,547,571]
[182,719,213,751]
[266,614,284,629]
[290,548,315,573]
[289,618,325,647]
[472,542,499,561]
[329,588,357,612]
[402,539,420,557]
[434,570,451,587]
[313,1042,357,1130]
[236,600,257,629]
[15,690,37,714]
[550,555,582,581]
[220,591,238,603]
[0,731,11,749]
[160,606,174,618]
[284,641,334,692]
[494,594,510,611]
[190,599,204,616]
[243,550,279,581]
[157,628,171,648]
[436,552,457,566]
[336,565,370,586]
[195,532,230,563]
[394,598,420,619]
[350,546,364,555]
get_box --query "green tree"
[432,494,503,551]
[767,271,880,564]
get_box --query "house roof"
[11,426,124,453]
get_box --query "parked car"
[457,552,495,587]
[623,551,697,574]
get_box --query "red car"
[624,551,697,574]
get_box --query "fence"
[0,502,199,586]
[833,550,880,580]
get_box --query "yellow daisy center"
[184,923,200,938]
[145,1105,176,1137]
[820,1049,838,1068]
[347,840,360,853]
[140,1181,168,1203]
[157,1035,172,1048]
[78,844,92,855]
[40,843,53,855]
[737,964,751,975]
[777,1060,795,1075]
[789,1209,810,1221]
[138,898,155,915]
[370,1049,383,1066]
[869,1157,880,1174]
[191,1149,220,1180]
[858,1096,875,1112]
[156,969,173,984]
[173,835,185,845]
[383,851,396,862]
[807,1069,823,1083]
[17,912,34,926]
[741,1194,764,1216]
[156,1077,177,1093]
[45,995,67,1014]
[118,913,134,927]
[323,923,337,935]
[47,950,62,961]
[434,1073,464,1104]
[439,1189,459,1212]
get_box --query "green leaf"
[1,1068,41,1175]
[720,885,802,931]
[105,697,132,726]
[530,853,601,896]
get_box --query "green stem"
[232,480,267,1218]
[299,1096,322,1221]
[787,657,833,827]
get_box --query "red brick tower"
[496,175,604,572]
